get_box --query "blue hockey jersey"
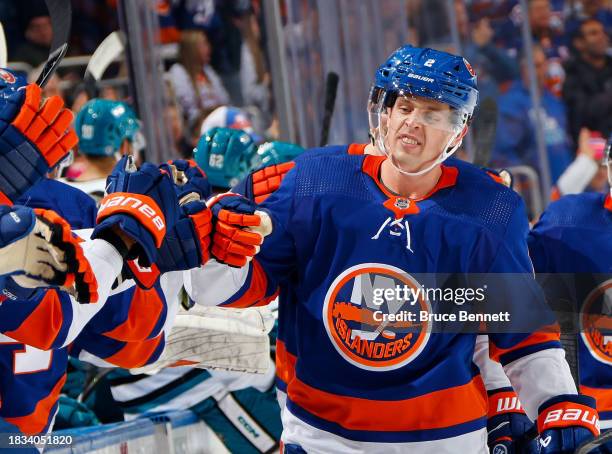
[196,149,565,448]
[528,192,612,426]
[0,178,165,435]
[0,179,98,435]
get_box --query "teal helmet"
[194,127,258,188]
[251,141,305,169]
[75,99,140,157]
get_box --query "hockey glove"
[0,84,77,204]
[208,193,272,267]
[156,200,212,273]
[0,206,98,303]
[158,159,211,204]
[487,388,538,454]
[537,394,600,454]
[93,156,180,268]
[126,161,212,287]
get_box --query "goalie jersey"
[189,151,568,452]
[528,192,612,428]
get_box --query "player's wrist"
[94,227,132,260]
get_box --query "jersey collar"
[361,155,458,219]
[605,193,612,212]
[362,155,458,201]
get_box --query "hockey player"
[66,98,143,202]
[0,155,190,438]
[196,44,538,452]
[181,47,597,453]
[197,126,539,453]
[527,132,612,438]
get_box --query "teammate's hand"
[208,193,272,268]
[93,156,180,267]
[537,395,600,454]
[156,200,212,273]
[487,389,538,453]
[0,84,77,204]
[159,159,211,204]
[0,205,98,303]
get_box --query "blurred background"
[4,0,612,219]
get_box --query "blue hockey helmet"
[372,46,479,176]
[194,127,258,189]
[377,46,478,115]
[75,99,141,157]
[368,46,415,137]
[0,68,27,106]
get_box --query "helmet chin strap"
[377,129,463,177]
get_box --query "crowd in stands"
[409,0,612,207]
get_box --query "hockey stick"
[319,71,339,147]
[83,30,125,97]
[36,0,72,87]
[0,22,6,68]
[471,96,498,167]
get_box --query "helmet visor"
[379,91,468,133]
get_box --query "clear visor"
[372,91,470,177]
[372,91,468,136]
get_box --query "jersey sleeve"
[481,202,576,420]
[0,238,123,350]
[186,167,299,308]
[70,330,165,369]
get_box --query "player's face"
[384,96,458,172]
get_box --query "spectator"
[552,128,609,199]
[168,29,230,128]
[199,105,260,143]
[11,1,52,67]
[562,18,612,142]
[455,0,518,100]
[492,44,573,185]
[235,10,272,126]
[565,0,612,40]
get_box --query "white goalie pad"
[131,305,275,375]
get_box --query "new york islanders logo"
[322,263,431,371]
[580,279,612,365]
[0,69,16,85]
[394,198,411,210]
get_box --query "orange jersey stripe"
[276,339,297,386]
[222,260,268,308]
[287,375,487,432]
[4,291,62,350]
[5,373,66,435]
[347,143,367,155]
[580,385,612,413]
[488,324,560,363]
[104,287,163,342]
[104,334,163,368]
[0,191,12,206]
